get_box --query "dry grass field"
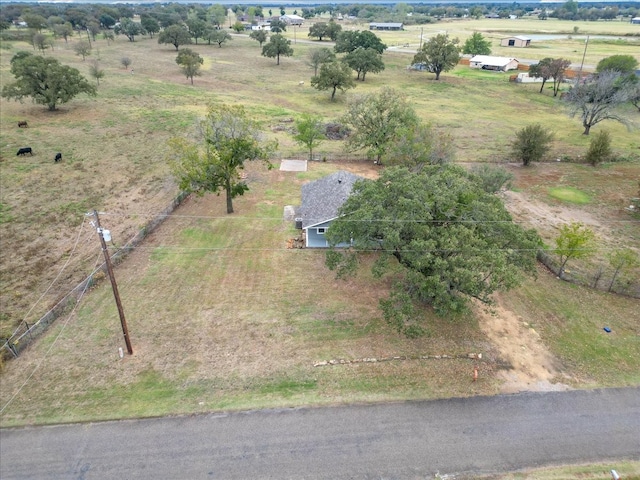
[0,18,639,426]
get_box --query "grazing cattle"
[17,147,33,156]
[18,121,28,128]
[54,153,62,163]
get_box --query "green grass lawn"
[548,186,591,204]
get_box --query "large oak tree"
[325,165,540,329]
[168,104,276,214]
[2,53,96,111]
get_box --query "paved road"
[1,388,639,479]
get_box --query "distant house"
[251,23,271,31]
[299,171,365,248]
[469,55,519,71]
[280,14,304,26]
[631,17,640,24]
[369,22,403,31]
[500,36,531,47]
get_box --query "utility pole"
[577,35,589,85]
[92,210,133,355]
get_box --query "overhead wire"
[0,250,103,416]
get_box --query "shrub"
[585,130,612,166]
[511,124,554,166]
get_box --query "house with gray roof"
[299,170,365,248]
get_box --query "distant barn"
[500,36,531,47]
[469,55,519,72]
[631,17,640,24]
[369,22,403,31]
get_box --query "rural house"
[298,171,365,248]
[631,17,640,24]
[469,55,519,71]
[500,36,531,47]
[369,22,403,30]
[280,14,304,26]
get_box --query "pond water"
[514,34,638,41]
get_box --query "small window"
[317,228,326,234]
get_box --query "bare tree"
[565,71,634,135]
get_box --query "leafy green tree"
[121,57,132,70]
[140,15,160,38]
[342,87,419,163]
[585,130,612,166]
[208,4,227,28]
[186,18,208,44]
[74,40,92,61]
[554,222,596,279]
[32,33,50,54]
[548,58,571,97]
[462,32,491,55]
[53,22,74,43]
[566,71,634,135]
[384,122,454,171]
[308,22,330,41]
[249,29,268,46]
[2,53,96,111]
[528,58,552,94]
[269,19,287,33]
[293,114,325,160]
[232,22,244,33]
[261,33,293,65]
[158,24,192,50]
[412,33,460,80]
[325,165,540,321]
[335,30,386,54]
[114,18,145,42]
[89,61,105,86]
[99,13,117,29]
[326,21,342,41]
[470,164,514,193]
[311,61,355,101]
[87,22,101,42]
[209,29,232,48]
[308,47,335,76]
[176,48,203,85]
[23,13,47,32]
[342,47,384,81]
[169,105,276,214]
[511,124,554,166]
[607,248,639,292]
[596,55,639,75]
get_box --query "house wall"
[305,221,351,248]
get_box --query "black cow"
[54,153,62,163]
[17,147,33,156]
[18,121,28,128]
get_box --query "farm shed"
[299,171,365,248]
[369,22,403,31]
[469,55,519,71]
[280,14,304,26]
[500,36,531,47]
[631,17,640,24]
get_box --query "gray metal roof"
[300,171,364,229]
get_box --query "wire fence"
[537,250,640,298]
[0,191,189,360]
[2,159,638,360]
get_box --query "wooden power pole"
[93,210,133,355]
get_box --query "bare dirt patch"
[474,295,571,394]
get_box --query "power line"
[0,251,102,416]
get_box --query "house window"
[317,228,326,234]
